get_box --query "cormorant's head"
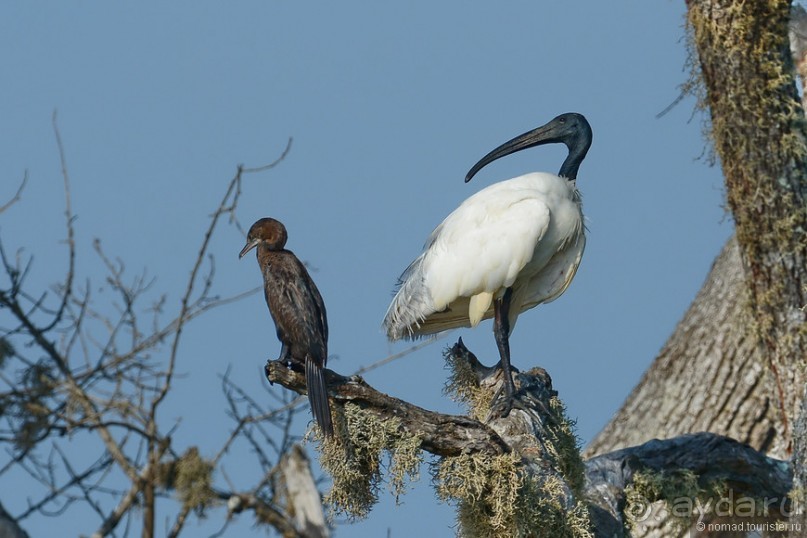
[239,217,288,258]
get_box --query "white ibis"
[383,112,592,415]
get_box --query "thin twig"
[0,170,28,214]
[154,142,292,413]
[42,110,76,333]
[353,334,444,376]
[16,454,111,520]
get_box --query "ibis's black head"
[239,217,289,258]
[465,112,592,183]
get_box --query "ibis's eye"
[559,117,566,123]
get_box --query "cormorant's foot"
[263,361,274,385]
[279,359,305,374]
[265,358,305,381]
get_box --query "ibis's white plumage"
[383,111,591,415]
[384,171,585,340]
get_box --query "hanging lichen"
[443,346,493,421]
[435,451,592,537]
[545,396,586,498]
[441,350,592,536]
[11,360,56,451]
[444,348,587,499]
[625,468,726,533]
[173,447,216,516]
[318,402,422,520]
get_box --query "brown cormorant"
[240,217,333,436]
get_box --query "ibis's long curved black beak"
[465,112,591,183]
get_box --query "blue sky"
[0,2,731,536]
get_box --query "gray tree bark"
[589,1,807,536]
[585,237,785,460]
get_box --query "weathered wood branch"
[218,490,303,538]
[586,432,793,532]
[0,500,29,538]
[279,445,330,538]
[266,343,511,458]
[268,339,591,535]
[268,341,795,536]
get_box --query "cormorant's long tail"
[305,358,333,437]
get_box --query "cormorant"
[240,217,333,437]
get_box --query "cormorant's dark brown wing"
[259,249,332,436]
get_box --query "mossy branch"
[265,349,510,458]
[268,342,796,537]
[585,433,793,533]
[267,339,594,537]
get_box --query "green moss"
[442,349,591,536]
[173,447,215,516]
[686,0,807,223]
[436,452,592,538]
[545,396,586,498]
[625,469,725,532]
[318,402,422,520]
[686,0,807,425]
[789,486,805,509]
[443,347,492,421]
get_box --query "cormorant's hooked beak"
[239,238,260,259]
[465,119,565,183]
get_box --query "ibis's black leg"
[493,288,516,417]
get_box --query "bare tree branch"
[0,137,307,537]
[156,142,293,412]
[0,171,28,215]
[45,110,76,334]
[266,350,510,458]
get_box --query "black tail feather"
[305,358,333,437]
